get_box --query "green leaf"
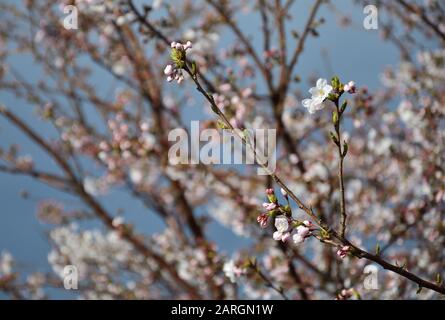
[436,273,442,285]
[170,48,186,68]
[416,286,423,294]
[342,141,348,157]
[320,229,330,239]
[331,76,341,90]
[327,93,338,101]
[283,205,292,216]
[375,243,380,255]
[340,100,348,114]
[267,194,277,203]
[332,111,338,126]
[191,61,197,76]
[330,132,339,146]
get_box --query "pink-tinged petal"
[323,84,333,95]
[164,64,173,75]
[296,225,310,238]
[273,231,282,241]
[292,234,304,244]
[281,232,291,242]
[316,78,327,89]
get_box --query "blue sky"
[0,1,399,299]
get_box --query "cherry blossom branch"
[0,164,70,191]
[179,66,445,295]
[273,0,324,173]
[127,0,217,93]
[276,242,310,300]
[0,105,203,299]
[248,259,289,300]
[332,97,348,239]
[259,0,271,59]
[205,0,274,93]
[287,0,323,78]
[395,0,445,43]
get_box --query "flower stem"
[334,100,347,239]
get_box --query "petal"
[273,231,282,241]
[323,84,333,95]
[292,234,303,244]
[164,64,173,75]
[281,232,291,242]
[309,87,318,96]
[302,99,312,108]
[275,216,289,232]
[317,102,326,110]
[316,78,327,89]
[312,100,325,111]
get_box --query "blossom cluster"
[302,78,333,114]
[1,0,445,301]
[301,78,356,114]
[273,216,312,245]
[164,41,192,83]
[258,188,314,246]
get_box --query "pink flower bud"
[344,81,356,94]
[164,64,173,75]
[296,225,310,238]
[281,232,291,243]
[336,245,350,259]
[303,220,312,227]
[184,41,192,50]
[273,231,282,241]
[256,213,269,228]
[262,202,277,211]
[293,234,304,244]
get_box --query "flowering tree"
[0,0,444,300]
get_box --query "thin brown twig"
[333,99,347,239]
[184,67,445,296]
[0,105,203,299]
[249,260,289,300]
